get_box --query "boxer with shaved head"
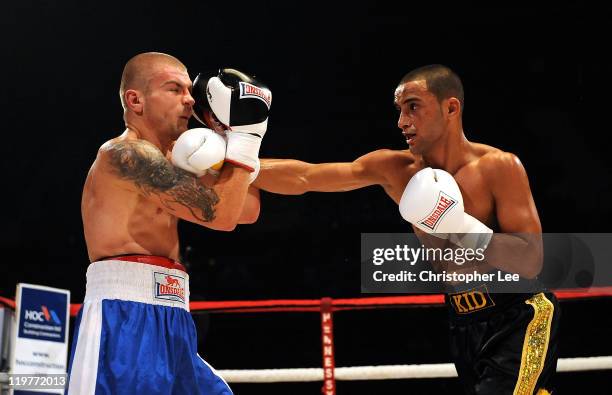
[68,52,270,394]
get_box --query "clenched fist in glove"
[171,128,226,177]
[399,167,493,250]
[192,68,271,173]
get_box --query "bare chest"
[386,164,496,226]
[83,176,177,231]
[450,167,495,226]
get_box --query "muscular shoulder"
[357,148,415,172]
[99,138,164,167]
[474,145,528,190]
[477,148,523,173]
[85,136,219,224]
[354,148,417,190]
[96,138,185,192]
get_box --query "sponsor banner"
[9,284,70,394]
[1,306,13,371]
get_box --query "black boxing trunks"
[446,288,560,395]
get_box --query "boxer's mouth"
[403,132,416,143]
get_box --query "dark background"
[1,2,610,394]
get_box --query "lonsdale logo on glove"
[239,82,271,108]
[418,192,458,231]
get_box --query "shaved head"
[119,52,187,110]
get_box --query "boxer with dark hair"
[254,64,559,395]
[68,52,270,394]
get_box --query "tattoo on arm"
[106,140,219,222]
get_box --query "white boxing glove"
[449,213,493,251]
[171,128,226,177]
[399,167,492,250]
[399,168,464,235]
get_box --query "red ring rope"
[0,287,611,317]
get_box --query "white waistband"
[85,260,190,311]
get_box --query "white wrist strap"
[225,132,261,172]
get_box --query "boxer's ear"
[125,89,144,114]
[446,97,461,117]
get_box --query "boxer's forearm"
[256,159,379,195]
[254,159,311,195]
[202,164,252,230]
[481,233,543,279]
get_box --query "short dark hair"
[399,65,464,110]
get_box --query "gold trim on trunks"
[513,293,554,395]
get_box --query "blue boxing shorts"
[66,255,232,395]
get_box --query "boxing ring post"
[320,297,336,395]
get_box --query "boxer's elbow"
[202,209,241,231]
[522,260,543,279]
[216,222,238,232]
[522,250,544,279]
[239,206,260,224]
[294,175,312,195]
[205,217,239,232]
